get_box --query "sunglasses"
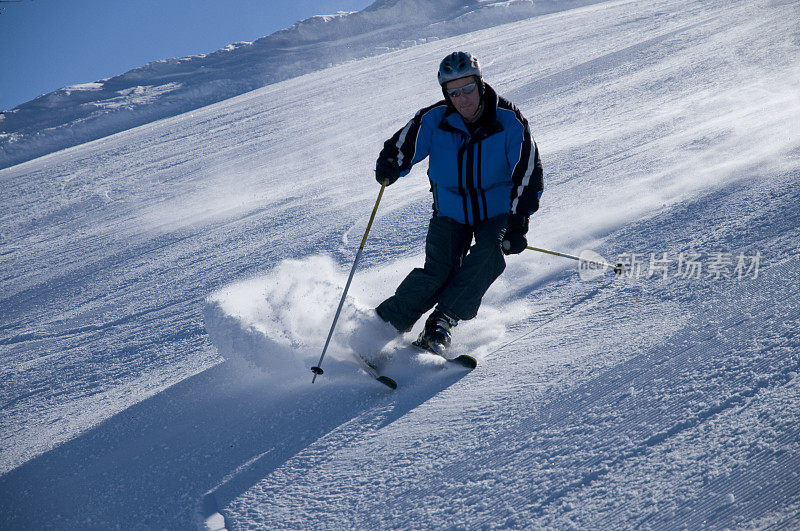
[446,82,477,99]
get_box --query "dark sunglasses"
[446,82,477,99]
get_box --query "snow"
[2,0,800,528]
[0,0,599,170]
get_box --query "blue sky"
[0,0,373,111]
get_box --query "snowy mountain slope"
[1,0,799,528]
[0,0,598,170]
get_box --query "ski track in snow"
[1,0,800,528]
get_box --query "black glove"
[375,156,401,186]
[502,213,529,255]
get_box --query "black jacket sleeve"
[503,99,543,216]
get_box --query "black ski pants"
[377,214,508,332]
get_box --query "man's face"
[445,76,481,122]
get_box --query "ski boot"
[413,309,458,357]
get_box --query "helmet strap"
[464,102,484,124]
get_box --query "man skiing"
[373,51,543,356]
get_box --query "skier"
[373,51,544,356]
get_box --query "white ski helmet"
[437,51,482,86]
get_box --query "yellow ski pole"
[526,245,624,275]
[312,181,387,382]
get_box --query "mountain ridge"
[0,0,595,169]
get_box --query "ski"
[312,352,397,389]
[449,354,478,369]
[353,352,398,390]
[411,339,478,369]
[376,375,398,389]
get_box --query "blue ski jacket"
[377,83,543,226]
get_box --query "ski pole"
[311,181,387,382]
[526,245,624,275]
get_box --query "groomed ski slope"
[1,0,800,528]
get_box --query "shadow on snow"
[0,358,469,529]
